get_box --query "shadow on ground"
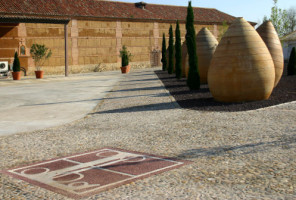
[155,70,296,112]
[176,134,296,159]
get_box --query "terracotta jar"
[257,21,284,87]
[196,27,218,83]
[181,42,188,77]
[207,17,275,102]
[181,28,218,82]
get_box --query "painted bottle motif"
[208,17,275,102]
[257,21,284,87]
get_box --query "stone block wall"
[0,20,224,75]
[0,23,20,65]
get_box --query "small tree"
[268,0,289,36]
[161,33,167,71]
[186,1,200,90]
[120,45,132,67]
[175,20,182,79]
[287,47,296,75]
[30,44,52,71]
[12,52,20,72]
[168,25,174,74]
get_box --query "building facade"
[0,0,236,75]
[282,31,296,61]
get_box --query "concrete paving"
[0,71,122,136]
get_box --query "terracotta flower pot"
[196,27,218,84]
[35,70,44,79]
[12,71,21,80]
[120,65,131,73]
[257,21,284,87]
[207,17,275,103]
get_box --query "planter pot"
[120,65,131,73]
[35,70,44,79]
[12,72,21,80]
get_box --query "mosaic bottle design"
[207,17,275,102]
[257,21,284,87]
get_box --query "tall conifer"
[12,52,20,72]
[161,33,167,71]
[186,1,200,89]
[175,20,182,79]
[168,25,174,74]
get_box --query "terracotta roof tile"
[0,0,236,23]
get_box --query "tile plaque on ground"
[1,148,190,199]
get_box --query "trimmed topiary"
[186,1,200,90]
[175,20,182,79]
[168,25,174,74]
[161,33,167,71]
[287,47,296,76]
[12,51,20,72]
[120,45,132,67]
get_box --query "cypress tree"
[175,20,182,79]
[287,47,296,76]
[168,25,174,74]
[186,1,200,89]
[12,52,20,72]
[161,33,167,71]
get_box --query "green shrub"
[120,45,132,67]
[168,25,174,74]
[12,52,20,72]
[186,1,200,90]
[287,47,296,75]
[161,33,167,71]
[30,43,52,71]
[175,20,182,79]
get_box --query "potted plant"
[119,45,132,73]
[30,43,52,79]
[12,52,21,80]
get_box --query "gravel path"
[0,68,295,199]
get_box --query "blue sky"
[114,0,296,23]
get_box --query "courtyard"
[0,68,295,199]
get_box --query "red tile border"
[1,147,191,199]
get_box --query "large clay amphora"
[207,17,275,102]
[196,27,218,83]
[257,21,284,87]
[181,42,189,77]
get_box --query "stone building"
[281,31,296,61]
[0,0,236,75]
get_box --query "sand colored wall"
[0,23,20,65]
[0,20,225,75]
[121,21,154,63]
[25,23,72,74]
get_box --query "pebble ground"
[0,68,295,200]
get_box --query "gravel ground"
[0,68,295,200]
[155,70,296,112]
